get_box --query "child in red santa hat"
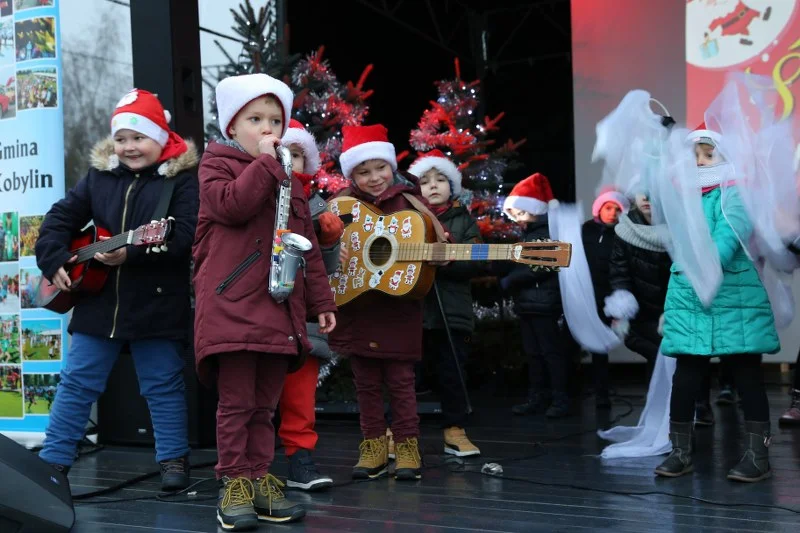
[35,88,199,490]
[193,73,337,529]
[328,124,448,481]
[409,149,482,458]
[582,188,629,408]
[277,119,343,491]
[499,173,571,418]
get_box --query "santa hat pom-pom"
[164,110,171,123]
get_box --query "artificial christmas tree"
[408,58,526,243]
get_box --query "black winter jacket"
[423,202,482,333]
[499,216,562,316]
[35,138,199,342]
[608,208,671,322]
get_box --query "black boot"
[778,389,800,427]
[545,392,570,418]
[160,456,190,491]
[727,421,771,483]
[512,390,550,416]
[654,421,694,477]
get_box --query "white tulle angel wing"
[592,90,671,197]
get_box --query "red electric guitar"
[35,219,173,314]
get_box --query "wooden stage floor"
[67,387,800,532]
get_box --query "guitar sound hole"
[368,237,392,268]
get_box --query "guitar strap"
[151,179,176,221]
[402,193,449,243]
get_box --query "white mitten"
[604,289,639,320]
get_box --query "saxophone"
[269,146,312,303]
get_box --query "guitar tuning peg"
[160,245,168,252]
[150,220,158,224]
[146,246,151,254]
[167,216,175,221]
[152,246,161,254]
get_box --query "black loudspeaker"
[97,314,217,449]
[0,433,75,533]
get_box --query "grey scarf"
[614,213,666,252]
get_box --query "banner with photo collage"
[0,0,66,445]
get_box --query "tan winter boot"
[395,437,422,480]
[444,427,481,457]
[352,436,388,480]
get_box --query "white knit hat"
[408,149,462,196]
[339,124,397,179]
[282,119,320,174]
[215,73,293,140]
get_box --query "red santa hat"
[339,124,397,179]
[282,119,320,174]
[503,173,558,219]
[686,120,722,147]
[111,89,187,162]
[407,149,462,196]
[592,187,630,218]
[215,73,294,139]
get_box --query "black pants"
[670,355,769,423]
[519,314,568,395]
[422,329,470,428]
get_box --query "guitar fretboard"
[73,232,132,263]
[397,243,514,262]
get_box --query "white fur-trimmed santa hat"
[687,120,722,147]
[215,73,294,140]
[408,149,462,196]
[339,124,397,179]
[282,119,320,174]
[592,187,630,218]
[503,173,559,219]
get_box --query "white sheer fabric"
[598,348,675,458]
[548,203,620,353]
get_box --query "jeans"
[40,333,188,466]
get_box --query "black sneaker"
[253,473,306,523]
[160,456,190,491]
[286,449,333,491]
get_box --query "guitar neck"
[72,232,132,263]
[397,243,514,262]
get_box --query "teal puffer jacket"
[661,186,780,357]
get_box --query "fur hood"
[89,137,199,178]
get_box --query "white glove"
[611,319,630,340]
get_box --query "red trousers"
[350,356,419,442]
[278,356,320,456]
[215,352,288,479]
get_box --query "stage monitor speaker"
[0,433,75,533]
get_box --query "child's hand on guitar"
[52,255,77,292]
[94,236,127,266]
[339,246,349,269]
[430,232,451,266]
[318,311,336,334]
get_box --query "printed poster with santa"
[686,0,800,163]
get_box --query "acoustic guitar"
[328,197,572,306]
[35,219,173,313]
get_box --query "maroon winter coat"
[327,174,431,362]
[192,142,336,386]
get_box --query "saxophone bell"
[269,146,313,303]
